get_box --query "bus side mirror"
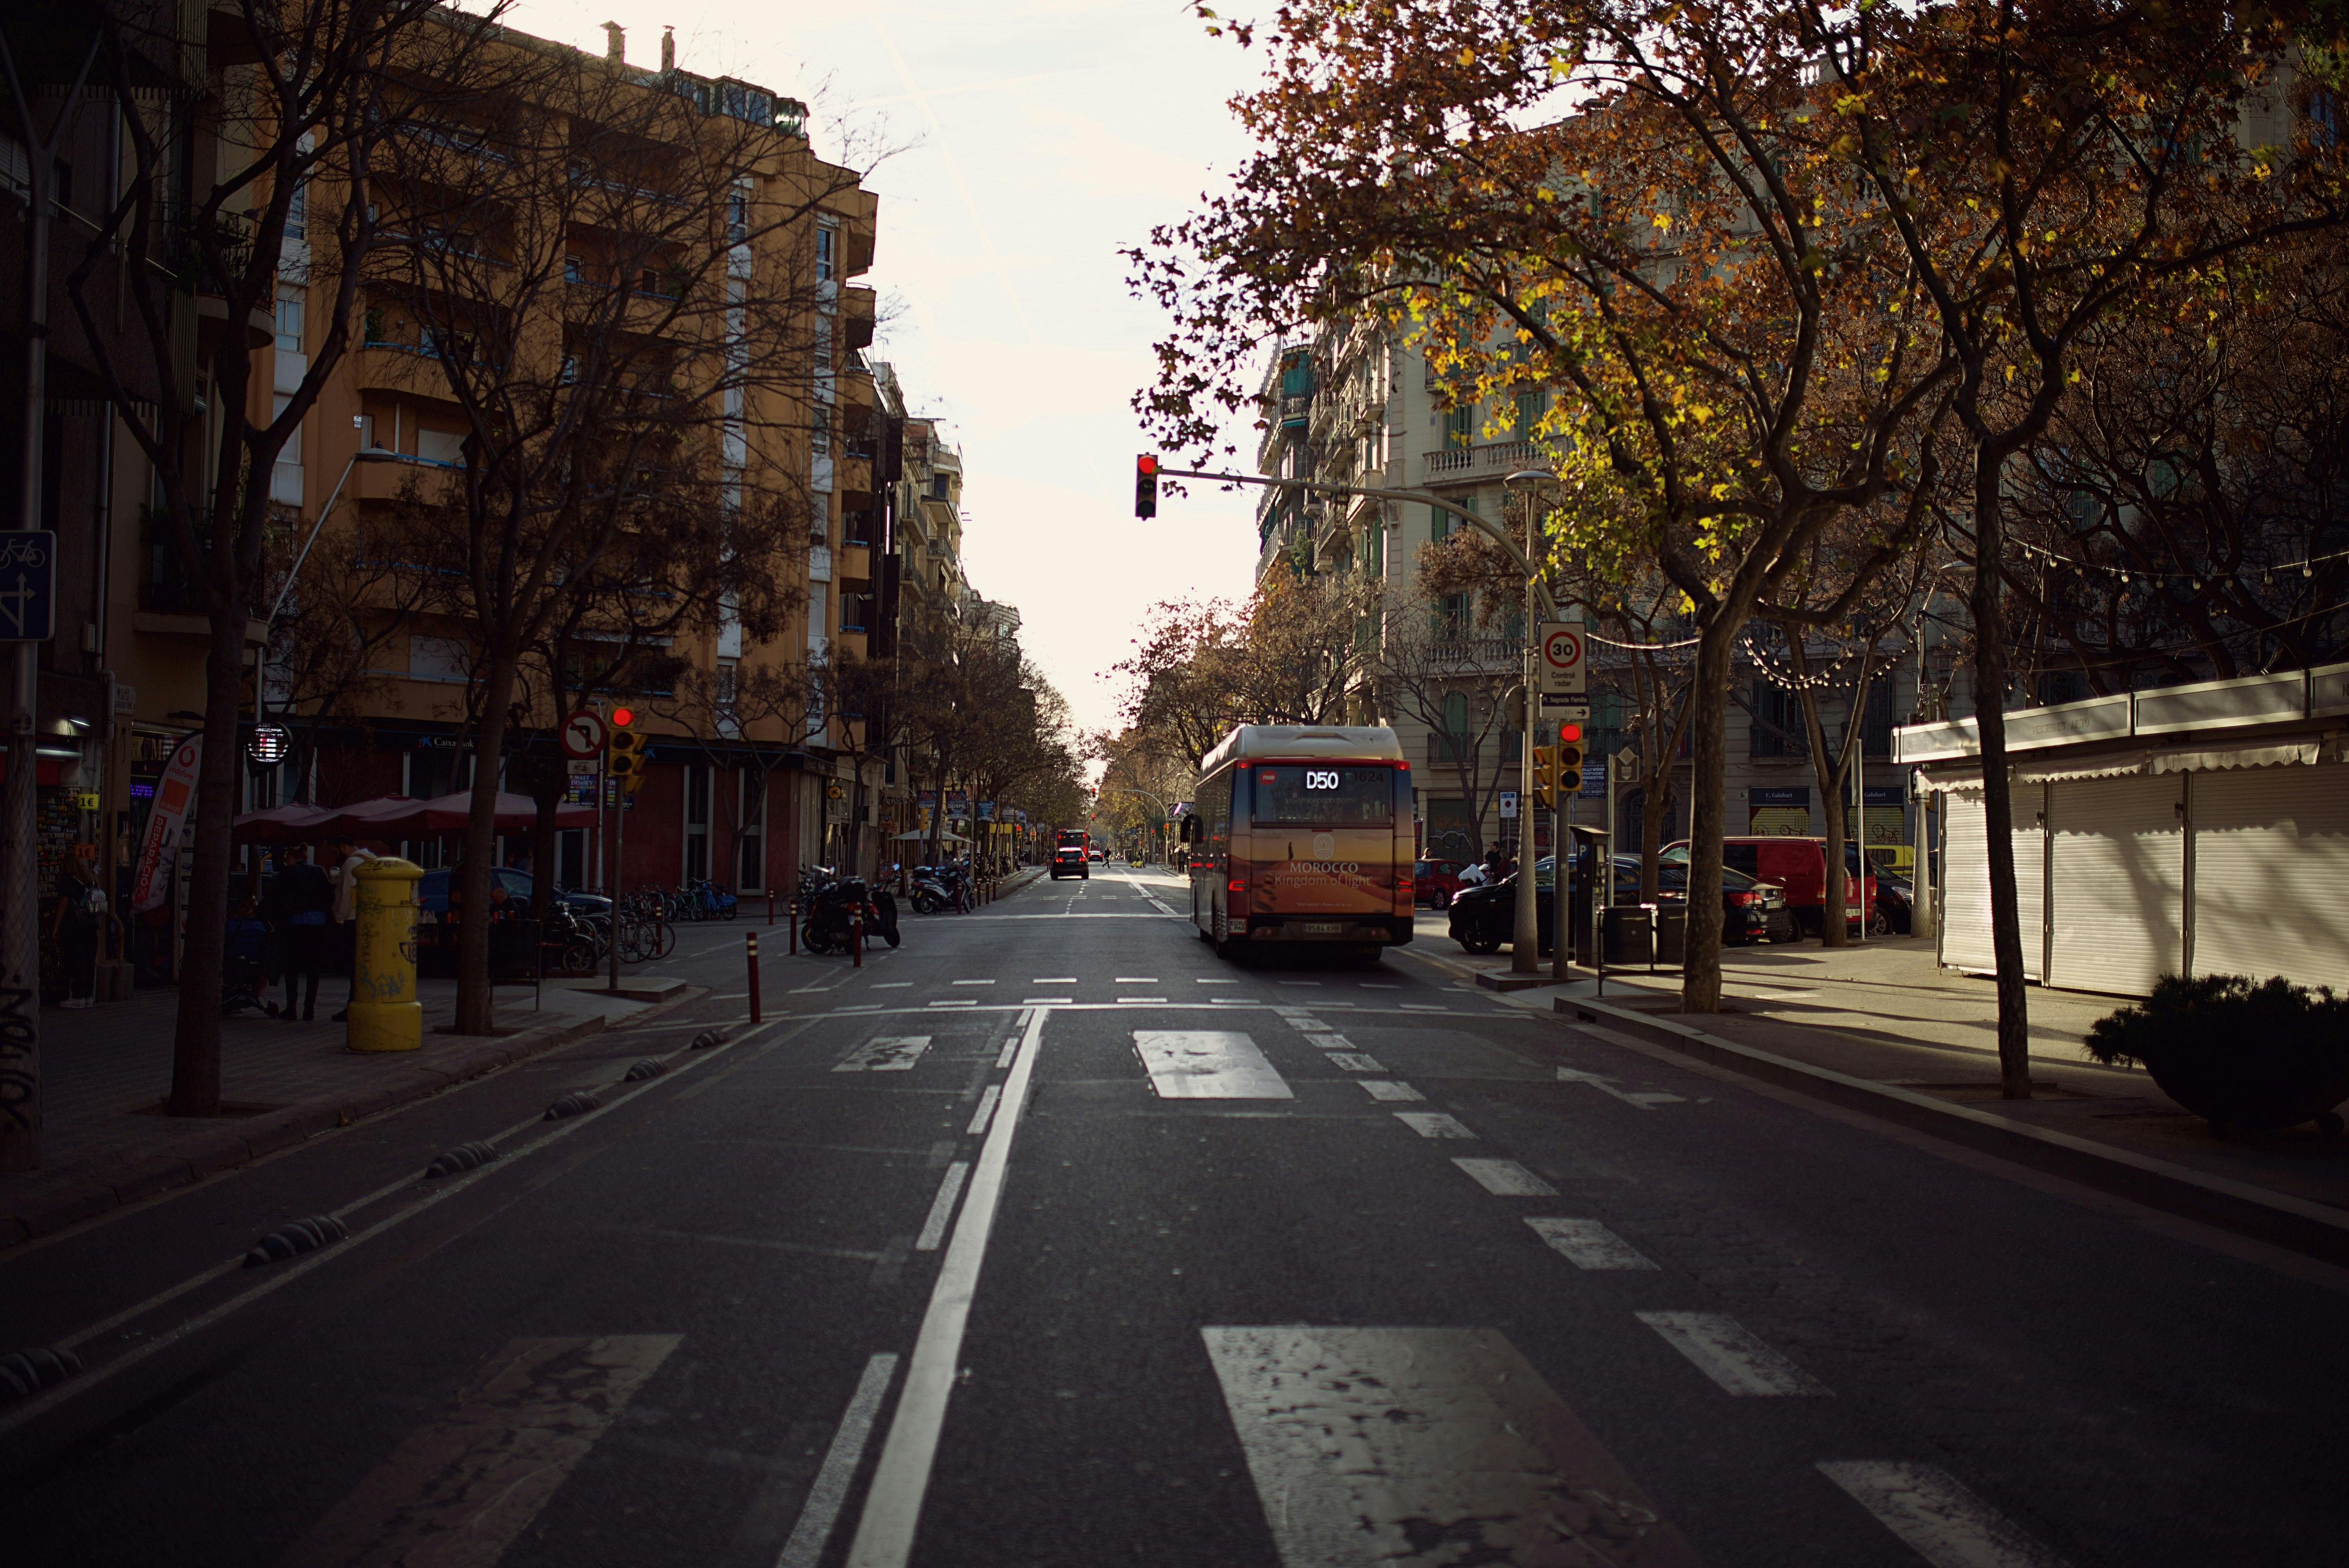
[1180,817,1203,844]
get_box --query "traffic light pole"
[1553,789,1572,981]
[605,749,619,993]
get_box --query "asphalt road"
[3,864,2345,1567]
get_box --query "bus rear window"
[1250,766,1394,825]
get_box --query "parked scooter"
[803,873,902,953]
[909,862,969,915]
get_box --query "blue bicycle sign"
[0,532,57,643]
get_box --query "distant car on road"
[1050,844,1089,880]
[1088,847,1105,863]
[1413,857,1467,908]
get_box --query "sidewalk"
[1399,921,2349,1262]
[0,976,677,1249]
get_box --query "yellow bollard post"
[348,857,425,1053]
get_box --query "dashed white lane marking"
[1356,1080,1424,1102]
[1325,1053,1385,1072]
[927,1000,977,1009]
[950,979,996,986]
[1361,983,1399,989]
[995,1040,1019,1068]
[1276,980,1322,987]
[1453,1158,1557,1196]
[285,1336,678,1567]
[1637,1312,1829,1396]
[1022,996,1073,1005]
[1526,1218,1658,1270]
[835,1037,931,1073]
[710,991,749,999]
[1116,976,1159,982]
[1558,1066,1687,1108]
[1196,978,1237,985]
[1133,1031,1293,1099]
[965,1085,1003,1137]
[872,983,912,989]
[1034,977,1078,983]
[846,1009,1048,1568]
[1118,995,1169,1003]
[1301,1032,1353,1050]
[1203,1326,1705,1568]
[914,1162,971,1251]
[1817,1462,2073,1568]
[779,1353,901,1568]
[1394,1111,1475,1138]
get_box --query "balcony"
[1416,636,1525,673]
[1278,392,1311,427]
[844,285,877,349]
[1420,440,1548,485]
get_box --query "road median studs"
[243,1215,349,1268]
[424,1140,500,1178]
[543,1090,602,1121]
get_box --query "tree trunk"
[168,617,245,1116]
[1971,456,2032,1098]
[530,747,563,924]
[453,648,522,1036]
[1818,759,1850,949]
[1680,617,1736,1012]
[1638,770,1668,903]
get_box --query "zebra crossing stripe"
[285,1336,679,1567]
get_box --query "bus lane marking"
[1133,1032,1294,1099]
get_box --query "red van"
[1663,836,1873,938]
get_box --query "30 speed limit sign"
[1537,621,1586,695]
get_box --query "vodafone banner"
[133,736,202,911]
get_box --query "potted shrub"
[2085,975,2349,1138]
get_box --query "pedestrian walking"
[269,843,335,1022]
[48,857,103,1009]
[328,833,377,1024]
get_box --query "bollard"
[348,858,425,1052]
[788,898,798,955]
[747,931,761,1023]
[767,887,775,926]
[852,907,864,968]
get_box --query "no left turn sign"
[561,709,609,759]
[1537,622,1586,695]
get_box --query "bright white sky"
[511,0,1270,742]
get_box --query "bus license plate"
[1299,922,1343,934]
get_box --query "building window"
[1443,403,1475,448]
[274,288,304,354]
[683,763,710,882]
[736,766,764,891]
[816,222,836,281]
[1512,388,1545,442]
[563,254,585,283]
[1748,681,1807,758]
[813,405,830,454]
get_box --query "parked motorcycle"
[910,862,969,915]
[802,874,903,954]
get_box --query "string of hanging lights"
[2010,536,2342,587]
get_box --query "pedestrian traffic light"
[1135,454,1158,520]
[1556,721,1584,791]
[608,708,648,795]
[1531,745,1557,807]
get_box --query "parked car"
[415,868,610,919]
[1664,836,1873,938]
[1872,871,1913,935]
[1445,852,1791,955]
[1413,857,1468,908]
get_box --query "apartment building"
[1253,325,1915,866]
[3,8,896,997]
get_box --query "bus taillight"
[1227,878,1246,894]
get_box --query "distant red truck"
[1664,836,1873,938]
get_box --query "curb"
[0,994,689,1253]
[1560,993,2349,1268]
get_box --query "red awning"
[328,789,597,837]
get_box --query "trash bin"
[1603,904,1657,967]
[1655,907,1688,968]
[348,857,424,1053]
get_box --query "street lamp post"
[1502,472,1552,975]
[257,428,396,732]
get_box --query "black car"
[1872,871,1914,935]
[1049,845,1089,880]
[415,867,611,919]
[1447,852,1789,955]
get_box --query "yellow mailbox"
[348,857,424,1053]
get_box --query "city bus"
[1178,724,1415,962]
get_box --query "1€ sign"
[1537,622,1586,695]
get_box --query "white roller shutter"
[2045,773,2184,996]
[1941,789,1993,973]
[2191,760,2349,990]
[1937,784,2044,980]
[2015,802,2046,982]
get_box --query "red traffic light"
[611,707,636,728]
[1558,722,1582,742]
[1137,454,1157,475]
